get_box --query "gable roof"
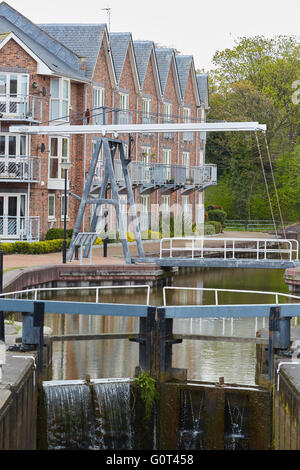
[0,2,87,81]
[133,40,153,88]
[176,55,201,107]
[133,40,162,99]
[109,32,140,92]
[38,23,106,81]
[196,73,209,109]
[155,48,182,103]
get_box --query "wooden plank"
[50,332,139,342]
[173,334,269,344]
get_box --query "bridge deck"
[133,257,300,269]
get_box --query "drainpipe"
[83,84,88,231]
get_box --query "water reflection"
[44,268,289,385]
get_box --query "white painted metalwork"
[0,156,40,182]
[0,215,40,241]
[0,284,151,306]
[162,286,300,307]
[0,94,43,122]
[9,121,267,136]
[159,237,299,261]
[94,161,217,189]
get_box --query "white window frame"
[61,193,69,219]
[162,148,171,180]
[183,107,191,123]
[50,77,70,122]
[162,195,170,213]
[141,195,150,213]
[142,98,151,123]
[182,195,190,213]
[119,92,129,111]
[0,133,28,157]
[163,102,172,123]
[48,193,56,220]
[0,73,29,116]
[48,136,70,190]
[92,87,105,124]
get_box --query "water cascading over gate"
[41,379,133,450]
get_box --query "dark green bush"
[204,221,222,235]
[45,228,73,240]
[207,209,227,227]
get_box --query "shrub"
[13,242,31,254]
[207,209,227,227]
[45,228,73,240]
[0,242,14,254]
[204,221,222,235]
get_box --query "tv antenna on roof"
[101,7,111,32]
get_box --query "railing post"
[33,302,45,375]
[268,307,280,380]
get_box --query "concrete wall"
[0,354,37,450]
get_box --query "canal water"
[43,267,291,386]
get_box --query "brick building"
[0,1,216,242]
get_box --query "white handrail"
[160,237,299,261]
[162,286,300,307]
[0,284,151,306]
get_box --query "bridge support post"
[131,307,156,376]
[268,307,291,379]
[156,308,187,383]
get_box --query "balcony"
[141,114,156,137]
[0,94,43,122]
[114,109,132,125]
[0,157,41,183]
[162,118,175,140]
[93,161,217,191]
[0,216,40,241]
[182,131,193,143]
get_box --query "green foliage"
[134,372,158,421]
[204,221,222,235]
[45,228,73,240]
[206,35,300,223]
[207,209,227,226]
[0,239,70,255]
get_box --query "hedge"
[0,238,71,255]
[207,209,227,227]
[45,228,73,240]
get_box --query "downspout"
[83,83,88,232]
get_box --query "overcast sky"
[4,0,300,71]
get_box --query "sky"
[2,0,300,71]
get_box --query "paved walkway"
[2,231,276,273]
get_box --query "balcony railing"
[182,131,194,143]
[93,161,217,188]
[0,156,41,182]
[0,216,40,241]
[0,94,43,122]
[114,109,132,125]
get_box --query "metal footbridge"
[133,236,300,269]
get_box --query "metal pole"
[62,169,67,264]
[0,251,4,343]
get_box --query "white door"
[0,194,26,239]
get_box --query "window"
[93,87,105,124]
[142,98,152,123]
[119,93,129,111]
[49,137,69,179]
[61,194,69,218]
[141,195,150,213]
[183,107,191,123]
[50,78,70,122]
[162,148,171,180]
[182,151,190,178]
[163,102,172,122]
[162,195,170,213]
[141,146,150,164]
[0,134,28,157]
[182,195,190,213]
[0,73,29,115]
[48,194,55,219]
[120,195,128,214]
